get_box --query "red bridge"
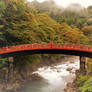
[0,42,92,58]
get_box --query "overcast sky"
[27,0,92,8]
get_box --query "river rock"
[30,73,44,81]
[64,82,74,92]
[67,68,73,71]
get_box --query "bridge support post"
[8,57,14,82]
[80,56,86,74]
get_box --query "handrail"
[0,42,92,55]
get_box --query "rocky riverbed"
[19,56,80,92]
[0,56,80,92]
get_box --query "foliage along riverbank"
[75,58,92,92]
[65,58,92,92]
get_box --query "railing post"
[49,42,53,48]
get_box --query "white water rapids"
[20,56,80,92]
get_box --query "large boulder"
[30,73,44,81]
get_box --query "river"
[20,56,79,92]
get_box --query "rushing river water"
[20,56,80,92]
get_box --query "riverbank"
[66,74,92,92]
[64,70,80,92]
[65,58,92,92]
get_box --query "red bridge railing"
[0,42,92,55]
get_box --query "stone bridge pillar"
[80,56,86,74]
[8,57,14,82]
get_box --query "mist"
[28,0,87,13]
[28,0,92,8]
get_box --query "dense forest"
[0,0,92,47]
[0,0,92,91]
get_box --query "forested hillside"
[0,0,91,47]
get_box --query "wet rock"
[64,82,74,92]
[57,69,61,72]
[30,73,44,81]
[75,70,80,76]
[67,68,73,71]
[67,82,71,87]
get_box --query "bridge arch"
[0,42,92,58]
